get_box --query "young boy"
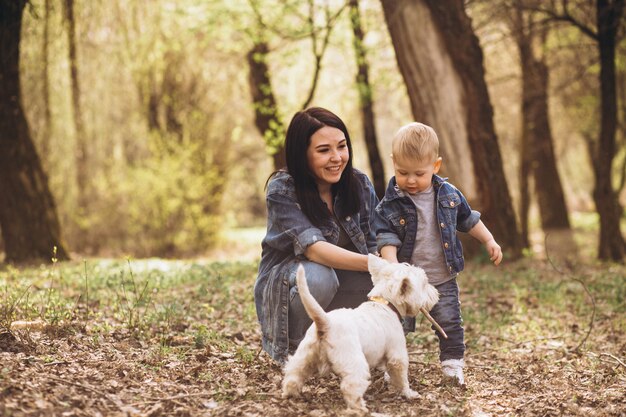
[375,122,503,385]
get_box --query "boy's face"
[392,155,442,194]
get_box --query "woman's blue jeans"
[287,261,372,349]
[429,278,465,361]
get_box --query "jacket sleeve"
[358,173,380,254]
[374,201,402,251]
[265,179,327,257]
[455,188,481,232]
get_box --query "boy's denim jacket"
[375,174,480,277]
[254,169,379,363]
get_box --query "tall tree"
[538,0,625,260]
[247,40,286,170]
[617,41,626,196]
[245,0,345,171]
[64,0,89,214]
[0,0,70,263]
[41,0,52,168]
[509,0,570,245]
[380,0,523,258]
[349,0,385,198]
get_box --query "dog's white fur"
[282,254,440,412]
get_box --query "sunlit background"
[12,0,626,258]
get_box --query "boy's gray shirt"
[408,185,455,286]
[375,174,480,277]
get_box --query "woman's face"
[306,126,349,189]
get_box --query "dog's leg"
[386,355,419,399]
[328,347,370,412]
[282,337,319,398]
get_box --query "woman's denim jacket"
[375,175,480,276]
[254,169,379,363]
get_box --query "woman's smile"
[307,126,349,188]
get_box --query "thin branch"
[496,335,565,347]
[248,0,345,42]
[132,392,213,405]
[46,376,123,410]
[524,2,598,40]
[544,233,596,354]
[600,353,626,368]
[300,2,347,110]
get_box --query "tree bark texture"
[64,0,89,213]
[512,4,570,236]
[381,0,523,258]
[379,0,475,198]
[519,106,531,247]
[594,0,625,260]
[349,0,386,198]
[0,0,70,263]
[247,42,286,171]
[42,0,52,168]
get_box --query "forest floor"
[0,228,625,416]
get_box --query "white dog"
[282,254,440,412]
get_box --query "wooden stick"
[420,307,447,339]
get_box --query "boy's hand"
[485,239,502,266]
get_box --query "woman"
[254,107,380,363]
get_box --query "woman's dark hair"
[281,107,361,227]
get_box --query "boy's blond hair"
[391,122,439,163]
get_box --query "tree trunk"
[512,3,570,237]
[519,108,531,247]
[513,4,532,247]
[379,0,475,196]
[41,0,52,169]
[247,42,286,171]
[0,0,70,263]
[64,0,89,214]
[349,0,385,198]
[525,59,570,230]
[381,0,523,258]
[594,0,625,260]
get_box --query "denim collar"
[384,174,448,201]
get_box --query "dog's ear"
[400,277,412,296]
[368,254,387,278]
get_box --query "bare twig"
[419,307,448,339]
[132,392,210,405]
[496,335,565,348]
[588,352,626,369]
[545,233,596,353]
[43,361,71,366]
[601,353,626,368]
[524,2,597,40]
[300,1,347,110]
[471,336,566,355]
[46,375,122,410]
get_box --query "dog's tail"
[296,264,329,338]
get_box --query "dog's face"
[367,254,439,316]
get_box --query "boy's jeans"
[429,278,465,362]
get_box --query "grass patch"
[0,258,259,339]
[0,248,624,416]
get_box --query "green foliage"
[13,0,626,262]
[0,258,260,338]
[99,143,223,257]
[18,0,265,257]
[0,284,32,330]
